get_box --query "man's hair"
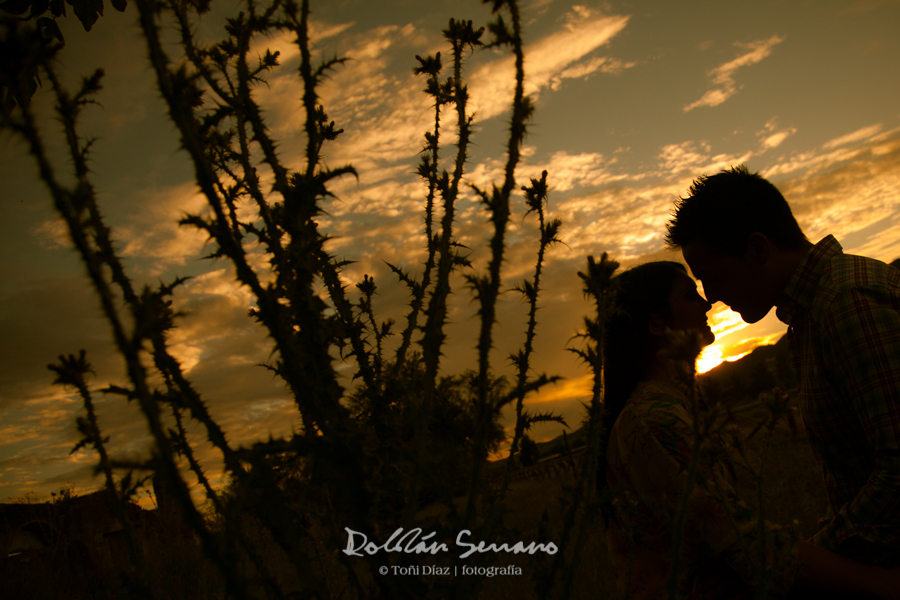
[665,165,807,256]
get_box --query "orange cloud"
[684,35,786,111]
[470,9,630,118]
[757,119,797,150]
[823,123,883,150]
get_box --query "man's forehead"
[682,241,728,276]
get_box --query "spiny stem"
[465,0,529,526]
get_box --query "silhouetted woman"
[600,261,900,599]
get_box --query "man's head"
[666,165,810,323]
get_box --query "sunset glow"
[697,346,725,375]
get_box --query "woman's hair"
[598,261,688,506]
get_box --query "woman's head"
[659,268,715,349]
[604,262,713,394]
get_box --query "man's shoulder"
[811,251,900,318]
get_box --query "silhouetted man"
[666,165,900,571]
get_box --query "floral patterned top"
[605,380,799,599]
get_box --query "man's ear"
[745,232,771,266]
[648,314,667,336]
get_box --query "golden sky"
[1,0,899,502]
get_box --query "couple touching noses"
[602,166,900,599]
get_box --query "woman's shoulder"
[614,380,694,450]
[608,380,697,482]
[622,380,690,417]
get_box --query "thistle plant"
[533,253,619,600]
[2,0,574,597]
[462,0,533,526]
[401,16,483,524]
[496,171,565,506]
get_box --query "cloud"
[697,345,723,373]
[721,332,782,360]
[757,119,796,150]
[250,20,357,66]
[822,123,883,150]
[838,0,900,15]
[658,140,753,176]
[849,213,900,263]
[0,277,120,411]
[255,22,435,173]
[115,183,212,275]
[774,130,900,243]
[0,261,297,501]
[684,35,785,111]
[762,125,900,178]
[29,183,217,282]
[257,6,630,175]
[526,0,555,15]
[466,146,631,195]
[469,8,630,119]
[0,423,46,447]
[528,374,592,404]
[553,180,688,261]
[707,305,748,339]
[658,141,712,173]
[31,218,71,250]
[549,56,636,91]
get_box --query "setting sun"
[696,344,724,374]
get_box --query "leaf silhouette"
[67,0,104,31]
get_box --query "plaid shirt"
[776,235,900,567]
